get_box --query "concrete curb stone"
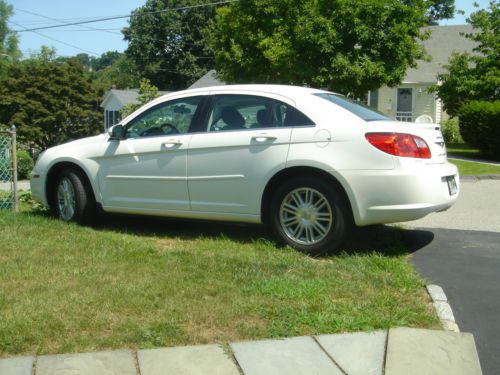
[315,330,387,375]
[0,356,33,375]
[137,344,240,375]
[385,327,482,375]
[36,350,137,375]
[426,284,460,332]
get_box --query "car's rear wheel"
[53,169,95,223]
[270,177,351,255]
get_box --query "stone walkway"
[0,328,482,375]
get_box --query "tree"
[426,0,455,24]
[0,57,102,150]
[120,78,159,117]
[91,54,141,93]
[90,51,121,72]
[123,0,216,90]
[209,0,437,97]
[435,1,499,117]
[0,0,20,78]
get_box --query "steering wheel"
[160,123,179,134]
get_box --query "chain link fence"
[0,126,18,212]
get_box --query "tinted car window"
[207,95,314,132]
[315,93,393,122]
[125,96,202,138]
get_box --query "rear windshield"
[314,93,393,122]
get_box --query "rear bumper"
[340,162,459,226]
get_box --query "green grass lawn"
[450,159,500,176]
[0,209,438,357]
[446,143,500,176]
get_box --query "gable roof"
[404,24,476,83]
[188,70,225,89]
[101,89,169,109]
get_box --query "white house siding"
[376,84,437,123]
[413,84,436,122]
[376,86,396,118]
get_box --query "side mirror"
[108,124,125,140]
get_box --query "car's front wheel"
[270,177,351,255]
[53,169,95,223]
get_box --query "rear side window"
[207,94,315,132]
[315,93,393,122]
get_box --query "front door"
[397,88,413,122]
[97,95,204,213]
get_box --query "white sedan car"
[31,85,459,254]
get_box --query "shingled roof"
[404,24,476,83]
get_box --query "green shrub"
[16,150,34,180]
[459,100,500,156]
[440,118,463,144]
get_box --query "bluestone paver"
[230,336,343,375]
[385,327,482,375]
[0,356,33,375]
[138,344,240,375]
[36,350,137,375]
[315,330,387,375]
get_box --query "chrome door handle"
[161,139,183,148]
[252,133,278,142]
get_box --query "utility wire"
[10,21,100,56]
[14,8,123,36]
[13,0,237,33]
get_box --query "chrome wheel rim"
[57,177,76,221]
[279,187,333,245]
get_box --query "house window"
[105,110,121,129]
[369,90,379,110]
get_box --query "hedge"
[17,150,34,180]
[459,100,500,156]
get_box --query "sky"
[7,0,493,58]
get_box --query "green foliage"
[435,1,500,117]
[123,0,216,90]
[440,118,462,143]
[209,0,432,97]
[18,190,46,211]
[120,78,159,118]
[16,150,33,180]
[0,57,102,149]
[425,0,455,24]
[458,100,500,156]
[91,54,141,93]
[0,0,21,79]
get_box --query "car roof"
[160,84,333,99]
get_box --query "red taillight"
[365,132,431,159]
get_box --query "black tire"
[269,177,351,255]
[53,169,96,224]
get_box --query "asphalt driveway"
[404,179,500,375]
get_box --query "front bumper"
[30,171,49,208]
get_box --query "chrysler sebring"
[31,85,459,254]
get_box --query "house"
[100,88,168,131]
[100,25,475,128]
[100,88,139,131]
[370,25,476,123]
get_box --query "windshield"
[314,93,393,122]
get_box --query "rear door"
[187,93,295,215]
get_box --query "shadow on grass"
[27,209,435,258]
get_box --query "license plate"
[446,175,457,195]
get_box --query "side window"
[125,96,202,138]
[275,103,315,127]
[207,95,314,132]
